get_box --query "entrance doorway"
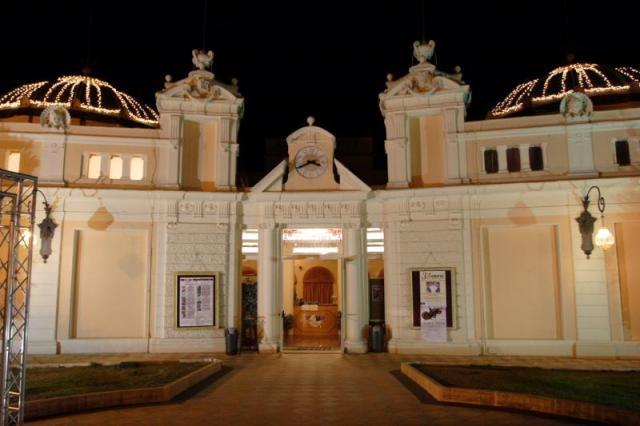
[282,258,342,350]
[281,228,344,351]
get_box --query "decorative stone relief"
[434,198,449,212]
[560,92,593,122]
[172,200,233,223]
[448,212,463,229]
[40,104,70,131]
[255,200,364,222]
[409,198,434,214]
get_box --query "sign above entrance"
[282,228,342,242]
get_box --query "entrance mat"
[283,346,341,351]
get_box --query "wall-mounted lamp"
[36,190,57,263]
[575,185,614,259]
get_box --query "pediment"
[157,70,241,103]
[382,64,466,99]
[287,124,336,149]
[251,159,370,194]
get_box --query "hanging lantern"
[37,195,57,263]
[575,186,614,259]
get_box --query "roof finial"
[307,116,315,126]
[192,49,214,70]
[413,40,436,64]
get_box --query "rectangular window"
[615,140,631,166]
[484,149,499,174]
[130,157,144,181]
[7,152,20,172]
[87,154,101,179]
[109,156,123,179]
[506,147,521,172]
[529,146,544,171]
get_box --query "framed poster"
[410,268,456,329]
[175,272,219,328]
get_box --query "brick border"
[401,362,640,425]
[25,360,222,420]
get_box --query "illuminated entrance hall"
[282,228,344,350]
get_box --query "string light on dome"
[0,75,159,126]
[0,81,47,110]
[491,64,640,118]
[615,67,640,83]
[490,79,537,117]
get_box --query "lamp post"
[36,190,57,263]
[575,185,614,259]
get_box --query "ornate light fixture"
[36,190,57,263]
[575,186,614,259]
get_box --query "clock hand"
[308,160,321,166]
[296,160,312,169]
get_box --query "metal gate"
[0,170,37,426]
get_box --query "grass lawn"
[26,362,207,401]
[414,364,640,413]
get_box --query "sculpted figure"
[413,40,436,64]
[192,49,214,70]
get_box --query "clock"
[294,146,328,178]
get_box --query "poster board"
[175,272,219,328]
[410,268,456,329]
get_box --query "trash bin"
[370,323,385,353]
[225,327,239,355]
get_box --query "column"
[383,221,400,351]
[216,118,236,191]
[344,224,367,353]
[385,138,409,188]
[226,221,240,330]
[257,223,279,353]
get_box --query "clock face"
[294,146,328,178]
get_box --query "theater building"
[2,44,640,357]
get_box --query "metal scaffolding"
[0,170,37,426]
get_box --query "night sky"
[3,2,638,184]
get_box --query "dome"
[489,63,640,119]
[0,75,159,127]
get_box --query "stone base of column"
[386,181,409,189]
[344,340,367,354]
[259,342,279,354]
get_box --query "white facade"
[4,45,640,357]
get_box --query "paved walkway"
[27,353,638,426]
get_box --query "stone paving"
[27,352,639,426]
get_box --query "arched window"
[302,267,334,305]
[615,140,631,166]
[484,149,499,174]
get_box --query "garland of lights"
[0,75,158,126]
[491,63,640,118]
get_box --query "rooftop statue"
[413,40,436,64]
[192,49,214,70]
